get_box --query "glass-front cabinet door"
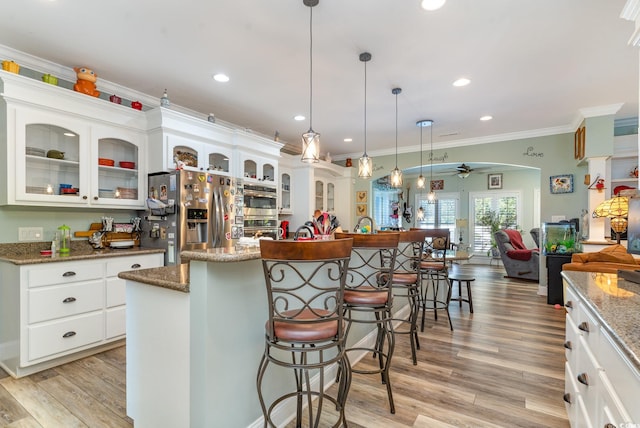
[315,180,324,212]
[15,109,90,206]
[91,125,145,208]
[327,182,335,212]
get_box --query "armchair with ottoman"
[494,229,540,281]
[562,244,640,273]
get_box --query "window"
[372,188,402,229]
[415,192,458,240]
[470,191,521,253]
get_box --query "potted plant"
[477,209,517,256]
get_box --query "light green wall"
[0,206,139,243]
[351,132,588,234]
[584,115,615,158]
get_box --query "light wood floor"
[0,264,569,427]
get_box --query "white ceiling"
[0,0,637,160]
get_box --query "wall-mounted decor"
[356,203,367,216]
[430,179,444,191]
[488,173,502,189]
[574,126,585,160]
[356,190,368,203]
[550,174,574,194]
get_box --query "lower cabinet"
[564,284,640,427]
[0,253,163,377]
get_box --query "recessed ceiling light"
[294,115,306,121]
[344,138,353,142]
[213,73,229,83]
[453,78,470,87]
[421,0,446,11]
[480,115,493,121]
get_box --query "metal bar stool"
[387,230,429,365]
[416,228,454,331]
[257,238,353,428]
[447,272,475,313]
[334,232,400,414]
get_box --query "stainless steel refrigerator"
[140,170,243,265]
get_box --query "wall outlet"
[18,227,44,242]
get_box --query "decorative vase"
[2,60,19,74]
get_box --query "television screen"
[626,197,640,254]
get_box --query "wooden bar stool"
[447,272,475,313]
[257,238,354,428]
[334,232,400,414]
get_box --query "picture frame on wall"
[430,179,444,191]
[488,173,502,189]
[356,203,367,216]
[550,174,574,194]
[356,190,367,203]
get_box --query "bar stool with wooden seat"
[417,228,454,331]
[447,272,475,313]
[334,232,400,414]
[257,238,354,428]
[387,229,429,365]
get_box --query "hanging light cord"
[420,125,423,177]
[429,124,434,181]
[308,4,314,131]
[395,92,399,167]
[363,57,367,155]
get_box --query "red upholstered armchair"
[494,229,539,281]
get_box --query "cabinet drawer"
[106,306,126,339]
[28,311,103,362]
[28,280,104,323]
[564,286,579,324]
[576,304,600,356]
[575,337,600,424]
[106,254,162,277]
[565,314,580,369]
[106,277,125,308]
[28,262,103,288]
[599,370,632,428]
[599,328,640,423]
[564,362,578,424]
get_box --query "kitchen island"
[122,245,397,428]
[561,270,640,426]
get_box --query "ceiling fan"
[456,163,474,178]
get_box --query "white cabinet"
[279,168,293,214]
[563,282,640,427]
[239,153,277,185]
[1,71,148,209]
[0,252,163,378]
[611,134,639,191]
[146,107,235,175]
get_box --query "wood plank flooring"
[0,264,569,427]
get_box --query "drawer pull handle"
[62,297,76,303]
[563,341,572,350]
[578,322,589,333]
[565,301,573,309]
[62,271,77,277]
[131,263,141,269]
[577,373,589,386]
[563,393,571,404]
[62,331,76,338]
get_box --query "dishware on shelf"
[26,147,46,157]
[98,157,115,166]
[119,161,135,169]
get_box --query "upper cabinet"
[233,129,281,188]
[611,134,639,190]
[1,72,148,209]
[146,108,235,175]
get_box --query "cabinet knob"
[62,271,77,277]
[82,195,88,200]
[62,331,76,338]
[131,263,141,269]
[603,424,616,428]
[563,341,572,350]
[62,297,77,303]
[562,393,571,404]
[577,373,589,386]
[578,321,589,333]
[93,196,99,201]
[565,301,573,309]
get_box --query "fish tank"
[541,222,578,255]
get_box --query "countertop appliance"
[140,170,243,265]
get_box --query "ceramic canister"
[2,60,19,74]
[42,74,58,85]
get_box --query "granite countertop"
[0,241,165,265]
[180,246,260,263]
[561,270,640,373]
[119,263,190,293]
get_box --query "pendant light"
[390,87,403,188]
[301,0,320,163]
[416,120,432,189]
[358,52,373,178]
[427,120,437,203]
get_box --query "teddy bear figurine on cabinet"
[73,67,100,97]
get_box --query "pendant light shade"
[301,0,320,163]
[416,119,432,189]
[390,87,403,188]
[426,119,437,203]
[358,52,373,178]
